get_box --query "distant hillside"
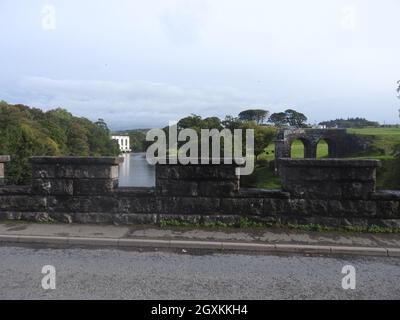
[319,118,380,128]
[0,101,120,184]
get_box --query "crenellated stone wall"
[30,157,123,196]
[0,156,399,228]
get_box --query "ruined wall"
[274,129,375,160]
[0,156,399,228]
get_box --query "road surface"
[0,245,399,299]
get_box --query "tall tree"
[95,118,109,131]
[268,112,288,127]
[238,109,269,125]
[285,109,308,128]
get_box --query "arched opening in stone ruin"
[290,139,306,158]
[317,138,337,158]
[317,139,329,158]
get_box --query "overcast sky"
[0,0,399,129]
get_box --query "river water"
[118,153,155,187]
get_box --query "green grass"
[260,140,328,161]
[346,127,400,158]
[241,165,281,189]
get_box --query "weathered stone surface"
[376,201,400,218]
[221,198,264,215]
[156,164,238,180]
[198,181,238,197]
[0,196,46,211]
[280,159,379,200]
[237,188,290,199]
[159,197,221,215]
[73,212,114,224]
[115,213,158,225]
[327,200,377,217]
[118,197,160,214]
[156,180,198,197]
[1,156,399,228]
[32,164,119,179]
[32,179,74,196]
[0,185,31,195]
[30,156,124,165]
[73,179,118,196]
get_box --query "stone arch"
[317,137,337,158]
[288,137,314,158]
[274,129,352,172]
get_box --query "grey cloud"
[10,76,271,130]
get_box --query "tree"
[177,114,203,130]
[0,101,120,184]
[268,112,288,127]
[238,109,269,125]
[222,115,242,130]
[67,123,89,156]
[95,118,109,131]
[285,109,308,128]
[239,121,277,158]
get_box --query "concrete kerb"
[0,234,399,257]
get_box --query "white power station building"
[111,135,131,153]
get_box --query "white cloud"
[11,76,272,130]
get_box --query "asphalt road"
[0,245,399,300]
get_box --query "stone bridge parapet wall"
[0,156,399,228]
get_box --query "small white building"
[111,135,131,153]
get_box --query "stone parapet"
[279,158,381,200]
[30,157,123,196]
[156,163,240,197]
[1,156,399,228]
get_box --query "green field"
[347,127,400,158]
[252,127,400,190]
[260,139,329,162]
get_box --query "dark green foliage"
[319,118,380,128]
[238,109,269,125]
[268,109,308,128]
[268,112,288,127]
[0,102,120,184]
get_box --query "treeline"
[119,108,309,157]
[319,118,380,128]
[0,101,119,184]
[169,113,278,159]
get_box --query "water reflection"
[118,153,155,187]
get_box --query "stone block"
[32,178,74,196]
[280,159,379,200]
[156,164,238,181]
[159,197,220,215]
[376,201,400,218]
[73,179,118,196]
[220,198,264,215]
[156,180,198,196]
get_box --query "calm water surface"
[118,153,155,187]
